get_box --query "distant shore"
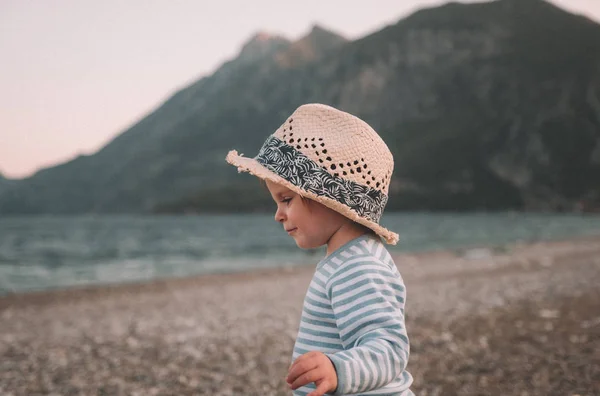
[1,235,599,395]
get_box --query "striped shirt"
[292,234,413,396]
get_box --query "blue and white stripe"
[292,234,413,395]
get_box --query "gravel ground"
[1,236,599,395]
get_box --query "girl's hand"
[286,351,338,396]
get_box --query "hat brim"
[226,150,399,245]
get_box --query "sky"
[1,0,600,179]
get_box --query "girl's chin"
[293,236,308,249]
[294,237,323,250]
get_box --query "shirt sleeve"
[325,258,409,395]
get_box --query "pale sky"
[1,0,599,179]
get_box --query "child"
[226,104,413,396]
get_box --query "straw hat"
[225,103,398,244]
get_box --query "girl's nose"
[274,207,285,223]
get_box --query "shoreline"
[1,233,599,310]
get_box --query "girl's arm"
[325,259,409,395]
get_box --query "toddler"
[226,104,413,395]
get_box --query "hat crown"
[273,104,394,195]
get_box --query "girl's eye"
[281,197,292,204]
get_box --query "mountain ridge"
[1,0,599,214]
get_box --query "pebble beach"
[1,236,599,395]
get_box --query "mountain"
[237,32,291,64]
[0,173,12,195]
[1,0,599,214]
[274,24,348,67]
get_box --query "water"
[0,213,599,295]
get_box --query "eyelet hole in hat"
[330,164,337,170]
[322,149,327,154]
[326,156,332,161]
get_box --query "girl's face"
[265,180,347,250]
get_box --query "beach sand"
[1,236,599,395]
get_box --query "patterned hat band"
[255,135,388,223]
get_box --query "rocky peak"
[238,31,291,63]
[275,24,347,67]
[303,24,347,47]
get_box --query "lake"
[1,213,599,295]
